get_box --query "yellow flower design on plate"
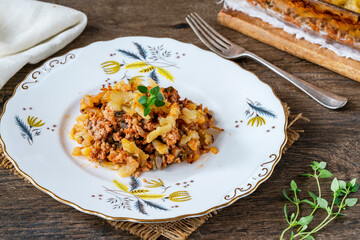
[102,42,178,83]
[100,176,191,215]
[101,61,121,74]
[245,99,276,128]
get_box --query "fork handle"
[243,51,347,109]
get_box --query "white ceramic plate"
[0,37,287,222]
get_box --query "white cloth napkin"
[0,0,87,88]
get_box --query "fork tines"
[185,13,233,55]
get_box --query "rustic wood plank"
[218,9,360,83]
[1,0,359,239]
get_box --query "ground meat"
[178,120,198,133]
[171,146,181,158]
[161,128,180,146]
[143,119,158,131]
[90,141,111,161]
[118,119,128,129]
[166,154,175,164]
[134,125,147,138]
[162,86,180,104]
[107,149,136,164]
[87,117,113,141]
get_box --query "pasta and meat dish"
[243,0,360,50]
[70,78,220,177]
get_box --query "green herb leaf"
[351,183,359,193]
[283,189,293,202]
[138,85,148,93]
[302,199,316,208]
[338,180,347,190]
[284,204,288,221]
[298,215,313,226]
[290,231,294,240]
[155,100,165,107]
[302,225,308,231]
[290,180,298,192]
[308,191,317,201]
[138,95,148,105]
[149,86,160,96]
[156,93,164,101]
[148,97,156,106]
[318,162,326,169]
[138,86,165,116]
[345,198,358,207]
[331,178,340,192]
[349,178,357,187]
[334,197,342,206]
[290,213,295,220]
[317,197,328,209]
[339,190,346,197]
[300,173,312,177]
[311,161,319,170]
[319,169,333,178]
[143,107,151,116]
[304,235,315,240]
[334,212,346,216]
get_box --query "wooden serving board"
[218,8,360,82]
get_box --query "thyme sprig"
[280,161,358,240]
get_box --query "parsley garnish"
[137,85,165,116]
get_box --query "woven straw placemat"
[0,105,306,240]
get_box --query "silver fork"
[185,13,347,109]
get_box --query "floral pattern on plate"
[14,115,45,145]
[245,99,277,127]
[101,42,182,83]
[95,176,191,215]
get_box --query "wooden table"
[1,0,359,239]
